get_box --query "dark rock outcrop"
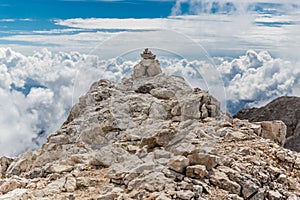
[234,96,300,151]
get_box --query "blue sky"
[0,0,175,39]
[0,0,174,19]
[0,0,173,37]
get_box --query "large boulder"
[133,59,162,78]
[255,120,287,146]
[234,96,300,151]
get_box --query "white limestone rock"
[186,165,208,179]
[168,156,190,174]
[187,153,219,170]
[133,52,162,78]
[210,170,241,195]
[256,120,287,146]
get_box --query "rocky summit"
[0,49,300,200]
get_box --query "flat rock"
[168,156,190,174]
[187,153,219,170]
[210,170,241,195]
[186,165,208,179]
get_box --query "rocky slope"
[234,96,300,152]
[0,51,300,200]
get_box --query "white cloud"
[0,48,79,156]
[218,49,300,113]
[54,18,167,30]
[171,0,299,15]
[0,19,15,22]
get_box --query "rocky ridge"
[234,96,300,152]
[0,50,300,200]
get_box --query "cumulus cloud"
[171,0,299,16]
[0,48,79,156]
[218,49,300,114]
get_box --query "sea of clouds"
[0,47,299,156]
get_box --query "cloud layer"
[0,48,78,156]
[217,50,300,113]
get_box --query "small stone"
[225,131,245,140]
[49,164,73,173]
[251,188,266,200]
[64,175,77,192]
[0,178,26,194]
[277,174,287,184]
[268,190,283,200]
[156,193,172,200]
[241,180,259,199]
[140,128,175,148]
[250,124,262,135]
[127,172,171,192]
[0,188,28,199]
[187,153,219,170]
[186,165,208,179]
[201,104,209,119]
[154,149,171,159]
[147,61,162,76]
[168,156,190,174]
[127,145,139,153]
[193,185,203,196]
[210,170,241,195]
[171,142,196,156]
[97,193,118,200]
[176,190,195,200]
[294,156,300,169]
[171,104,181,116]
[276,151,286,162]
[44,177,66,195]
[32,190,45,198]
[0,157,14,178]
[227,194,244,200]
[48,134,69,144]
[149,102,169,120]
[178,181,193,190]
[150,88,175,99]
[36,181,45,189]
[268,166,282,175]
[181,98,201,120]
[76,177,91,188]
[287,194,300,200]
[287,177,300,190]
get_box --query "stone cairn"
[133,48,162,78]
[140,48,156,60]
